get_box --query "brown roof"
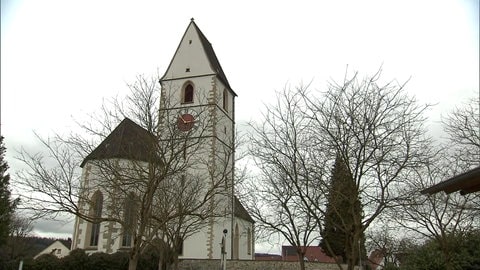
[367,249,385,270]
[255,253,282,261]
[234,196,254,223]
[81,118,156,167]
[281,246,336,263]
[421,166,480,195]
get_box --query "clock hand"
[179,115,186,123]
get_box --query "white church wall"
[179,216,231,259]
[162,26,214,81]
[73,159,150,253]
[234,217,254,260]
[161,76,213,107]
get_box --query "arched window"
[89,191,103,247]
[247,227,252,255]
[222,89,228,111]
[122,192,137,247]
[182,83,194,103]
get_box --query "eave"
[421,166,480,195]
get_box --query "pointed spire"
[161,19,237,96]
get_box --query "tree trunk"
[128,235,143,270]
[128,255,139,270]
[173,257,179,270]
[158,257,165,270]
[297,252,306,270]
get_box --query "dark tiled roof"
[421,166,480,195]
[234,196,254,223]
[192,20,235,95]
[81,118,156,167]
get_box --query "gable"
[161,19,236,96]
[34,240,71,259]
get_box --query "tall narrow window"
[183,84,194,103]
[222,89,228,111]
[247,227,252,255]
[122,193,136,247]
[233,223,239,259]
[182,142,187,160]
[175,237,184,256]
[89,191,103,247]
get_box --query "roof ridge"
[161,20,237,96]
[191,20,234,93]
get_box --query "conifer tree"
[320,154,365,265]
[0,136,18,245]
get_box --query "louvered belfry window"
[183,84,194,103]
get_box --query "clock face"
[177,113,195,131]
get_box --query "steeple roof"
[161,19,236,96]
[234,196,254,223]
[80,118,156,167]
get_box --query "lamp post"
[220,229,228,270]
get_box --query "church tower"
[159,18,240,260]
[71,19,254,262]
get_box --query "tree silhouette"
[320,154,365,265]
[0,136,18,246]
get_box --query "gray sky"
[1,0,479,253]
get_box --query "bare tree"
[300,69,431,269]
[392,95,480,269]
[2,214,34,260]
[365,227,399,269]
[442,96,480,167]
[245,69,431,270]
[395,153,480,269]
[244,87,333,270]
[15,74,232,270]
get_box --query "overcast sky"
[1,0,479,253]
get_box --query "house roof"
[421,166,480,195]
[234,196,254,223]
[367,248,386,270]
[255,253,283,261]
[81,118,156,167]
[281,246,336,263]
[161,19,237,96]
[34,240,71,259]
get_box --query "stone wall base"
[178,259,353,270]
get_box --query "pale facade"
[34,240,71,259]
[71,19,254,261]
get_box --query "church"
[71,19,254,261]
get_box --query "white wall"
[34,241,70,259]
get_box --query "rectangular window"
[122,193,136,247]
[222,89,228,111]
[90,223,100,246]
[89,191,103,247]
[122,233,132,247]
